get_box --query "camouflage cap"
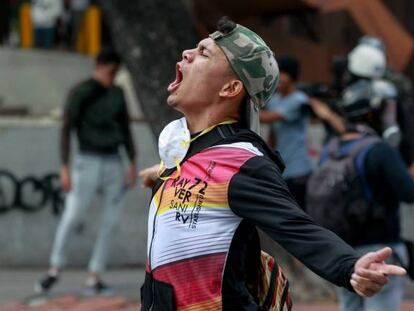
[209,24,279,109]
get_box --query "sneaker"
[83,280,114,296]
[34,275,58,294]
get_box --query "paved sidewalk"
[2,298,414,311]
[1,269,413,310]
[294,301,414,311]
[0,296,139,311]
[0,269,144,304]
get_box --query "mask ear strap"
[180,139,190,149]
[157,161,166,179]
[158,160,182,181]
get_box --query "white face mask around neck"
[158,117,191,170]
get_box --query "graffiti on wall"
[0,170,64,215]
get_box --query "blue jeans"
[34,27,55,48]
[336,243,408,311]
[50,153,125,273]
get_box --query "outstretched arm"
[228,156,405,295]
[259,110,284,123]
[309,97,346,134]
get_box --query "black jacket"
[142,124,358,310]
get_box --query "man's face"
[97,63,119,87]
[167,38,235,113]
[277,72,293,95]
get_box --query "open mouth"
[167,63,183,93]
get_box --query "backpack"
[306,135,381,244]
[257,251,292,311]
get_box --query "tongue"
[168,79,180,92]
[168,69,183,92]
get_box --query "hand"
[60,165,71,192]
[351,247,406,297]
[408,162,414,177]
[125,163,138,188]
[138,164,160,189]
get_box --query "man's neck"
[185,109,237,134]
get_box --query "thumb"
[373,247,393,262]
[356,247,392,269]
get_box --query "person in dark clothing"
[35,49,137,295]
[384,69,414,176]
[325,79,414,311]
[138,18,406,310]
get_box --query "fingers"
[355,268,388,286]
[138,167,149,176]
[138,164,160,189]
[141,178,155,189]
[374,247,393,262]
[350,279,377,297]
[138,165,159,178]
[355,247,392,269]
[378,264,407,276]
[351,270,387,297]
[139,173,156,189]
[366,262,407,276]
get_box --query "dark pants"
[285,174,309,211]
[34,27,55,48]
[0,1,10,44]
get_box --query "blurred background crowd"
[1,0,414,310]
[0,0,105,52]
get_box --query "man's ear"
[219,79,244,99]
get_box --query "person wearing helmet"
[346,39,404,149]
[138,18,406,310]
[357,36,414,177]
[348,44,386,80]
[326,79,414,311]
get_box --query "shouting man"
[139,18,406,310]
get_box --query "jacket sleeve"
[228,156,358,291]
[60,86,82,165]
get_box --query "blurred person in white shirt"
[31,0,63,48]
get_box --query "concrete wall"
[0,48,142,119]
[0,121,157,268]
[0,47,156,268]
[0,48,93,114]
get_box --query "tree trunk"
[99,0,199,138]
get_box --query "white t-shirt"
[31,0,63,28]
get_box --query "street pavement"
[1,268,414,310]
